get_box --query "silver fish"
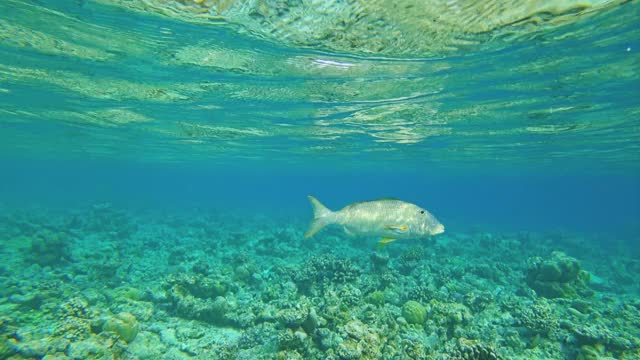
[305,196,444,247]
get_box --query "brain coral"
[402,300,427,325]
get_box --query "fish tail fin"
[305,195,333,238]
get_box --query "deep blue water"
[2,160,638,236]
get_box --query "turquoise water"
[1,0,639,359]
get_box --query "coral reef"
[28,230,71,267]
[77,203,138,240]
[526,251,592,298]
[515,300,559,335]
[402,300,427,325]
[294,255,361,293]
[164,278,231,325]
[101,312,139,342]
[1,207,638,359]
[55,297,95,341]
[449,338,503,360]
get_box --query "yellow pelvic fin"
[385,224,408,233]
[377,237,397,249]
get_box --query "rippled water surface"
[1,0,638,169]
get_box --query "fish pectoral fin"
[384,224,409,233]
[377,237,397,249]
[343,227,355,236]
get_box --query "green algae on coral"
[402,300,427,325]
[366,290,385,306]
[102,312,139,343]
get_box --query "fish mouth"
[433,224,445,235]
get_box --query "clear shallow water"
[1,0,639,167]
[1,1,639,359]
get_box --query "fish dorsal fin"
[345,197,400,209]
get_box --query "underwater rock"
[0,335,14,360]
[302,308,320,334]
[238,323,278,351]
[276,298,319,333]
[65,335,125,360]
[430,301,473,328]
[12,337,68,359]
[382,288,402,306]
[88,256,123,286]
[9,292,42,310]
[402,300,427,325]
[462,291,493,313]
[576,344,607,360]
[66,339,107,359]
[102,312,139,343]
[469,263,501,282]
[171,292,229,325]
[570,299,593,314]
[234,263,257,282]
[572,324,636,351]
[162,272,236,325]
[167,248,188,266]
[588,274,610,291]
[126,331,169,359]
[276,307,308,329]
[225,308,257,329]
[159,327,180,348]
[41,353,72,360]
[337,319,382,358]
[277,328,311,355]
[191,259,210,275]
[82,203,138,240]
[317,328,342,351]
[343,320,368,340]
[164,273,229,299]
[401,337,431,359]
[115,286,144,302]
[28,230,71,267]
[526,251,592,298]
[80,288,105,306]
[370,252,389,272]
[336,339,362,359]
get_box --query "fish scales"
[305,196,444,247]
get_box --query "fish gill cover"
[0,0,639,359]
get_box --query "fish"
[304,195,444,247]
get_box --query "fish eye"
[420,210,425,214]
